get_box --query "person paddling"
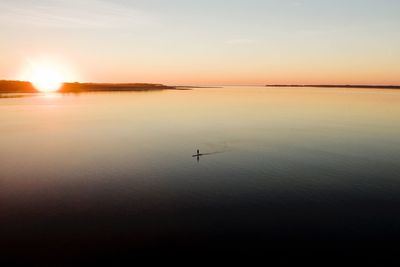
[192,149,202,158]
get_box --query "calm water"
[1,86,400,257]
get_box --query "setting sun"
[19,58,76,93]
[30,66,63,93]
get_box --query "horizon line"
[2,80,400,88]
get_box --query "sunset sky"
[1,0,400,85]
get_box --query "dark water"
[1,87,400,261]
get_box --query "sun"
[30,66,63,93]
[21,57,77,93]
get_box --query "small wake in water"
[201,151,226,156]
[192,150,227,158]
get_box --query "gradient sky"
[1,0,400,85]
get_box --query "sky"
[1,0,400,85]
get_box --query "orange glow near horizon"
[19,58,77,92]
[9,53,400,87]
[30,66,63,92]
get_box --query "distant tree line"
[0,80,175,93]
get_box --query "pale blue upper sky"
[1,0,400,85]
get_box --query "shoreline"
[265,84,400,89]
[0,80,179,94]
[2,80,400,94]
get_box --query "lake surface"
[1,86,400,259]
